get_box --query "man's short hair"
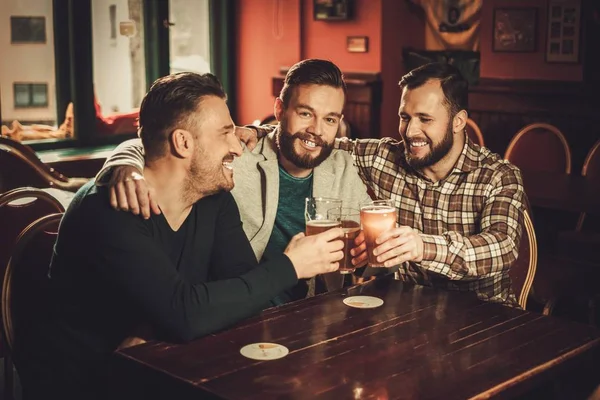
[279,59,347,108]
[399,62,468,116]
[138,72,226,161]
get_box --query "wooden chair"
[0,136,89,193]
[0,188,64,400]
[1,213,62,397]
[504,123,572,174]
[509,209,538,309]
[465,118,484,147]
[575,139,600,231]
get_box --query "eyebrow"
[398,111,434,118]
[219,124,235,132]
[296,103,343,119]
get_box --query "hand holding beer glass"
[360,200,397,267]
[327,208,361,274]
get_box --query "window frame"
[13,83,49,108]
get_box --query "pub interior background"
[0,0,599,398]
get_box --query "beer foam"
[306,220,340,227]
[361,206,395,213]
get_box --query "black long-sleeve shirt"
[20,182,297,398]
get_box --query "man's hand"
[372,226,424,267]
[235,126,258,151]
[350,231,368,267]
[107,165,160,219]
[284,228,344,279]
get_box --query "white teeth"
[410,141,428,147]
[302,139,317,148]
[222,162,233,170]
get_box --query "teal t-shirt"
[264,166,312,305]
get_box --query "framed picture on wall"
[314,0,353,21]
[492,8,537,52]
[546,0,581,63]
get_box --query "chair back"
[509,209,537,309]
[504,123,571,174]
[2,213,62,352]
[465,118,484,147]
[0,136,88,193]
[575,139,600,231]
[0,188,64,283]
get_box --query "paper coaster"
[240,343,289,361]
[343,296,384,309]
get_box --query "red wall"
[235,0,385,125]
[301,0,382,72]
[235,0,301,125]
[380,1,425,139]
[480,0,583,81]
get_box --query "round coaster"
[240,343,289,361]
[343,295,384,309]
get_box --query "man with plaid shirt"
[247,62,526,306]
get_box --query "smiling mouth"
[301,138,318,148]
[409,140,429,148]
[222,160,233,170]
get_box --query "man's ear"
[453,110,468,134]
[170,129,194,159]
[274,98,285,122]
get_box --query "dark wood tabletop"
[113,277,600,400]
[521,170,600,215]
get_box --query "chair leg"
[543,297,558,316]
[589,296,598,327]
[4,354,14,400]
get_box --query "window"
[13,83,49,108]
[1,0,226,150]
[91,0,146,137]
[169,0,211,74]
[10,16,46,44]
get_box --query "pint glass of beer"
[328,208,361,274]
[360,200,397,267]
[305,197,342,236]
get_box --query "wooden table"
[521,170,600,215]
[113,278,600,399]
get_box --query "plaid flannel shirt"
[252,125,525,306]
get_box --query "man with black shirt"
[18,73,343,399]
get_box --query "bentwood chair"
[0,188,64,400]
[509,209,538,309]
[504,123,572,174]
[465,118,484,147]
[2,213,62,398]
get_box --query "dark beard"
[405,119,454,169]
[278,128,334,169]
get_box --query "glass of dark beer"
[305,197,342,236]
[360,199,397,267]
[328,208,361,274]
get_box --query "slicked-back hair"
[279,59,347,107]
[399,62,468,117]
[138,72,226,161]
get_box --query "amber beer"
[360,200,397,267]
[328,208,361,274]
[305,219,341,236]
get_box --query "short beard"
[278,127,334,169]
[405,118,454,170]
[183,146,233,203]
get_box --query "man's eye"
[420,118,432,123]
[326,118,338,124]
[400,116,410,122]
[299,112,311,118]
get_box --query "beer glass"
[360,199,397,267]
[328,208,361,274]
[304,197,342,236]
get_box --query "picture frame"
[314,0,352,21]
[347,36,368,53]
[546,0,581,63]
[10,16,46,44]
[492,8,537,52]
